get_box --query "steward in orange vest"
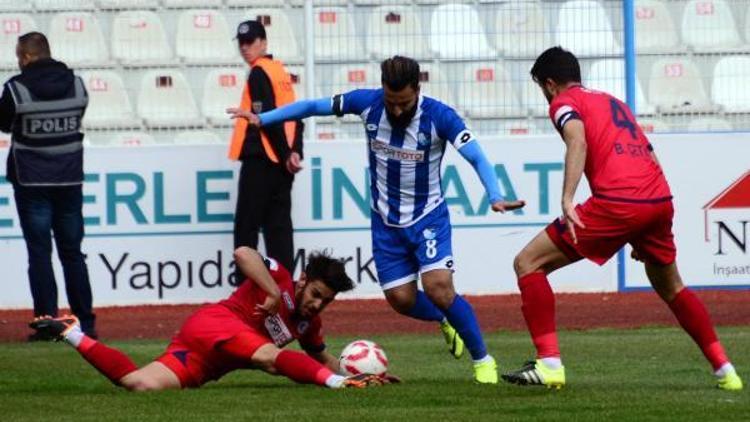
[227,20,303,276]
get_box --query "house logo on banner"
[703,171,750,278]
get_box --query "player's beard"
[386,104,417,129]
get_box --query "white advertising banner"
[20,131,750,307]
[621,133,750,290]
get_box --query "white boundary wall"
[0,133,747,308]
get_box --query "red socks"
[518,272,560,359]
[77,337,138,385]
[274,350,334,386]
[668,288,729,370]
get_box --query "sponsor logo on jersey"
[282,291,294,311]
[366,123,378,131]
[417,132,430,147]
[264,314,294,347]
[370,139,425,162]
[297,321,309,334]
[422,227,436,240]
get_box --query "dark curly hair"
[304,251,354,294]
[381,55,420,91]
[530,46,581,85]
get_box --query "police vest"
[8,77,87,186]
[228,57,297,163]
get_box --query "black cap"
[235,20,266,44]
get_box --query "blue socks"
[443,295,488,360]
[406,290,445,322]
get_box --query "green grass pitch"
[1,327,748,421]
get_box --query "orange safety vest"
[228,57,297,162]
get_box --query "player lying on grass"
[229,55,525,384]
[501,46,743,391]
[30,247,397,390]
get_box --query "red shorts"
[155,304,272,388]
[546,197,676,266]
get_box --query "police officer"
[0,32,96,341]
[226,20,303,277]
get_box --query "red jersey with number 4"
[549,85,672,202]
[218,257,324,350]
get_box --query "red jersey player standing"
[30,247,391,390]
[501,47,742,391]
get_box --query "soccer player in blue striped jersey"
[228,56,526,383]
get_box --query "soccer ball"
[339,340,388,376]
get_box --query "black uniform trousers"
[234,157,294,276]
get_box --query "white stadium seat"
[80,71,140,129]
[366,6,428,60]
[687,117,733,131]
[711,56,750,113]
[647,58,713,113]
[163,0,222,8]
[175,130,224,145]
[519,78,548,117]
[34,0,95,11]
[634,0,681,54]
[494,1,549,58]
[106,132,158,147]
[637,118,669,133]
[555,0,621,57]
[243,10,301,64]
[137,70,202,128]
[418,63,455,109]
[48,12,108,66]
[289,0,347,6]
[682,0,742,52]
[586,59,654,115]
[111,11,172,65]
[176,10,235,64]
[0,0,33,11]
[97,0,159,9]
[458,62,524,118]
[314,7,363,61]
[202,68,246,126]
[227,0,285,6]
[430,4,496,60]
[0,14,37,67]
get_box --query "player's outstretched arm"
[560,119,587,243]
[227,98,334,127]
[233,247,281,315]
[458,141,525,213]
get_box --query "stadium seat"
[163,0,223,8]
[243,10,301,64]
[320,63,379,122]
[137,70,202,128]
[637,118,669,133]
[586,59,654,115]
[418,63,455,108]
[106,131,158,147]
[0,0,33,11]
[34,0,95,11]
[0,14,37,67]
[555,0,621,57]
[97,0,159,9]
[681,0,742,52]
[175,130,224,144]
[711,56,750,113]
[48,12,109,66]
[457,62,524,119]
[634,0,681,54]
[176,10,235,64]
[493,119,539,136]
[519,78,548,117]
[314,7,363,62]
[494,1,549,58]
[227,0,285,6]
[366,6,428,60]
[687,117,733,131]
[80,71,140,129]
[289,0,347,6]
[202,68,246,126]
[286,65,306,100]
[430,4,496,60]
[647,58,714,113]
[111,11,173,65]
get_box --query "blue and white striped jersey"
[332,88,477,227]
